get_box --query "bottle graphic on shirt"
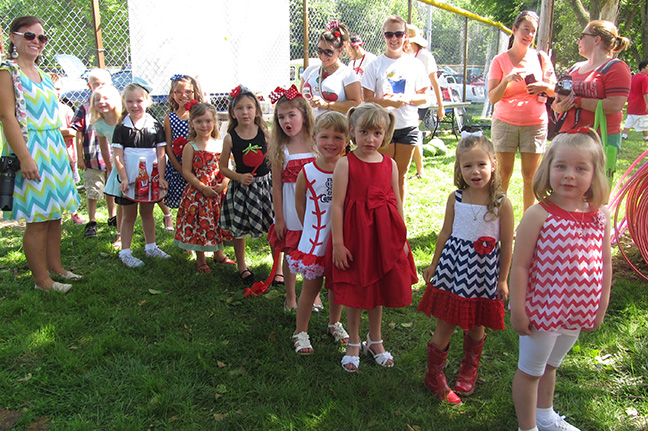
[135,157,149,200]
[150,161,160,201]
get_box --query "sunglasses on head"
[383,31,405,39]
[317,47,339,57]
[13,31,49,44]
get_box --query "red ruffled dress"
[417,190,505,330]
[326,152,417,309]
[267,149,316,253]
[174,143,233,251]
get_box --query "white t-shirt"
[302,63,360,117]
[413,48,438,106]
[348,51,377,76]
[361,54,429,129]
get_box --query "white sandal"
[163,213,174,231]
[362,334,394,368]
[341,342,361,372]
[328,322,349,344]
[292,331,313,355]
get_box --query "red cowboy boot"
[454,332,486,396]
[425,341,462,404]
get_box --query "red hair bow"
[184,100,198,111]
[230,85,241,99]
[269,85,303,104]
[566,127,593,134]
[327,20,341,31]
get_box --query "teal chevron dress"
[1,66,79,222]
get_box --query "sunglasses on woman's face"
[317,47,339,57]
[383,31,405,39]
[13,31,49,44]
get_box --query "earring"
[10,45,19,59]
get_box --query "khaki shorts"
[624,114,648,132]
[83,168,107,200]
[491,118,547,154]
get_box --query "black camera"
[555,75,573,96]
[0,155,21,211]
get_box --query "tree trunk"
[567,0,590,27]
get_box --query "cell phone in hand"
[524,74,537,85]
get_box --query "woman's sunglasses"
[13,31,49,44]
[383,31,405,39]
[317,47,340,57]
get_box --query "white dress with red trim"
[417,189,505,330]
[286,162,333,279]
[525,200,605,331]
[267,148,316,253]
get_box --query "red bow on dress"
[367,185,396,210]
[269,85,303,104]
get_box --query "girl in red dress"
[174,103,233,273]
[329,103,418,372]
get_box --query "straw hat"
[407,24,428,48]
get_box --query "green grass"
[1,129,647,430]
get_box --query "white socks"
[144,242,157,252]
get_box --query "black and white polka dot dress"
[164,111,189,208]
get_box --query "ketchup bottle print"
[135,157,149,200]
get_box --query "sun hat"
[407,24,428,48]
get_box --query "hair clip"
[170,74,185,82]
[461,130,483,139]
[184,100,198,111]
[565,127,592,134]
[269,85,303,104]
[326,20,341,31]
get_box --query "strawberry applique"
[242,143,265,168]
[322,91,338,101]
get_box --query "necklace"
[564,208,586,238]
[465,189,482,221]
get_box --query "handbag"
[593,99,616,186]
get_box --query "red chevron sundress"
[526,200,606,331]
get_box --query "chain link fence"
[1,0,505,124]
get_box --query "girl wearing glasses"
[301,21,362,117]
[552,20,631,186]
[161,74,204,229]
[0,16,80,292]
[361,15,429,204]
[488,11,555,213]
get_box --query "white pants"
[518,328,580,377]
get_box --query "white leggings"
[518,328,581,377]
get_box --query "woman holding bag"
[0,16,80,293]
[488,10,555,212]
[553,20,631,183]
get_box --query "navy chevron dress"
[417,190,505,330]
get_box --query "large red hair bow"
[269,85,303,104]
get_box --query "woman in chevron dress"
[0,16,80,293]
[418,135,514,404]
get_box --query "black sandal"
[272,274,285,287]
[239,269,255,283]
